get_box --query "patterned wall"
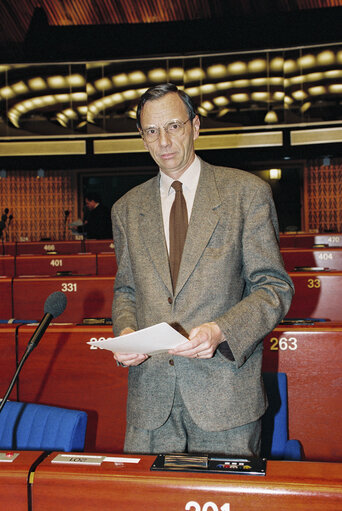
[1,161,341,241]
[0,170,77,242]
[304,159,342,232]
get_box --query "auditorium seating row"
[0,239,114,256]
[2,271,342,323]
[0,321,341,462]
[2,450,341,511]
[2,247,342,277]
[279,232,342,248]
[1,232,341,256]
[0,252,117,277]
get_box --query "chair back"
[261,372,289,459]
[0,401,87,452]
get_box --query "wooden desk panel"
[16,240,85,255]
[0,450,44,511]
[12,275,114,323]
[17,325,127,453]
[15,254,97,276]
[33,454,342,511]
[282,248,342,271]
[0,324,18,398]
[263,323,342,461]
[86,240,114,253]
[96,253,118,275]
[0,255,15,277]
[280,233,342,248]
[0,242,16,256]
[287,272,342,321]
[0,277,13,319]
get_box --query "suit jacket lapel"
[175,160,221,295]
[139,176,173,293]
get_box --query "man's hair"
[136,83,197,130]
[84,191,101,203]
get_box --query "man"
[81,192,112,239]
[111,83,294,456]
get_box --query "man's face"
[85,198,97,210]
[140,92,200,179]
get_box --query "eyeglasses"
[140,118,191,143]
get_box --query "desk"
[287,271,342,321]
[0,277,13,319]
[0,255,15,277]
[280,233,342,248]
[262,322,342,461]
[15,253,97,276]
[12,275,115,323]
[0,242,16,256]
[16,324,127,453]
[0,450,44,511]
[86,240,114,253]
[281,248,342,271]
[16,241,85,255]
[96,252,117,275]
[32,453,342,511]
[0,324,18,398]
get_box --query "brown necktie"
[169,181,188,291]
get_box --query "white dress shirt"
[159,156,201,253]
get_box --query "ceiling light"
[207,64,226,79]
[148,68,167,82]
[264,109,278,123]
[269,168,281,180]
[28,77,46,90]
[227,61,247,75]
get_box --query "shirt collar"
[160,155,201,196]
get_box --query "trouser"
[124,384,261,456]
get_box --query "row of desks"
[0,239,114,256]
[279,232,342,248]
[1,247,342,277]
[2,271,342,323]
[1,233,341,256]
[0,252,118,277]
[1,322,341,461]
[2,450,341,511]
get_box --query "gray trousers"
[124,384,261,456]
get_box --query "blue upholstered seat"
[0,401,87,452]
[262,372,302,460]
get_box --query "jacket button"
[169,359,174,366]
[168,297,172,304]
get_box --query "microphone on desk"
[0,291,67,415]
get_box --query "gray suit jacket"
[111,159,294,432]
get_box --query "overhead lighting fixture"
[264,109,279,123]
[269,168,282,180]
[0,169,6,178]
[37,168,45,178]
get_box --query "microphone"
[0,291,67,415]
[26,291,67,353]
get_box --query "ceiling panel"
[0,0,341,44]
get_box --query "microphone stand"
[0,342,34,414]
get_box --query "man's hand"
[113,327,149,367]
[168,322,225,359]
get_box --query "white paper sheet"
[87,322,188,355]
